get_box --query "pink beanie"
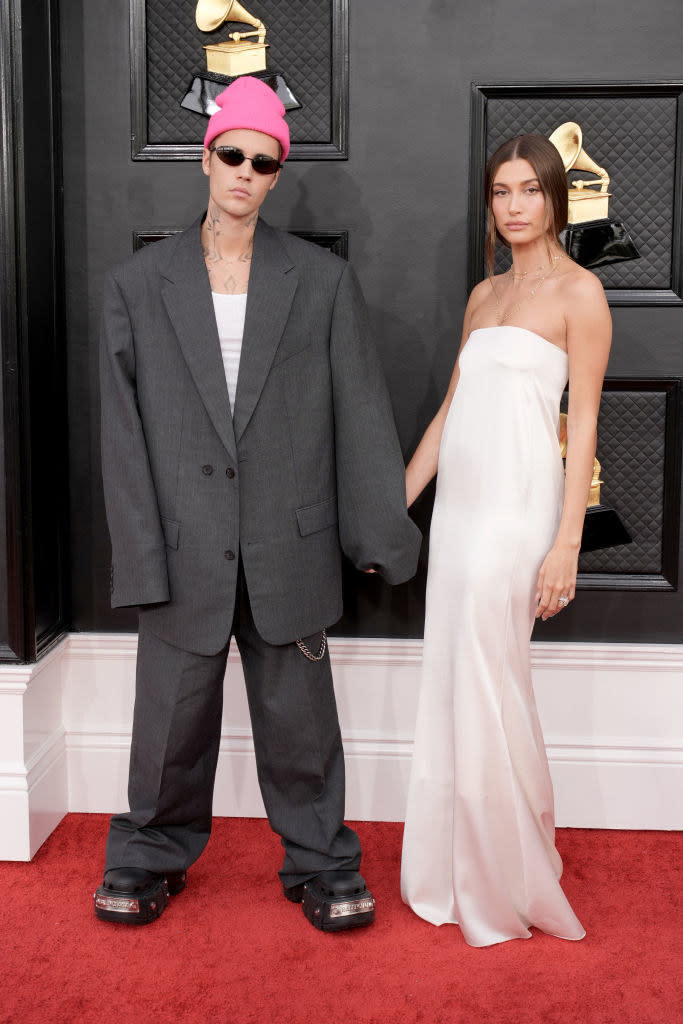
[203,76,290,161]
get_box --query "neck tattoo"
[203,205,256,266]
[202,205,257,293]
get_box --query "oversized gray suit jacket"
[100,216,421,654]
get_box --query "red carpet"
[0,816,679,1024]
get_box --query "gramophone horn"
[549,121,610,192]
[549,121,582,172]
[196,0,232,33]
[196,0,262,33]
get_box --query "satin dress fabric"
[401,326,585,947]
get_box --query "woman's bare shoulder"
[558,259,606,301]
[468,275,501,310]
[559,259,611,344]
[470,276,495,299]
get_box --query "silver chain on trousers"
[295,629,328,661]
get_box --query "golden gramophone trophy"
[198,0,268,77]
[181,1,300,118]
[559,414,632,553]
[549,122,640,270]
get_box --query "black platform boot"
[94,867,187,924]
[285,871,375,932]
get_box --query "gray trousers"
[104,563,361,888]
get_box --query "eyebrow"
[492,178,541,187]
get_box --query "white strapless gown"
[401,326,585,947]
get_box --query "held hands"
[535,541,579,621]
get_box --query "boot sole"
[302,881,375,932]
[94,876,169,925]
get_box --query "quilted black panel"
[144,0,332,145]
[484,94,677,290]
[558,389,668,575]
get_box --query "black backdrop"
[56,0,683,643]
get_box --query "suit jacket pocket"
[272,341,312,368]
[161,516,180,549]
[296,496,338,537]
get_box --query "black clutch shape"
[560,218,640,270]
[581,504,632,553]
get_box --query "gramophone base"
[560,218,640,270]
[203,41,268,77]
[581,504,632,553]
[567,191,610,224]
[181,71,302,117]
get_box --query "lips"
[505,222,528,228]
[230,188,250,198]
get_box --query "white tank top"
[211,291,248,414]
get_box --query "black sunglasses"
[209,145,281,176]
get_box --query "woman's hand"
[535,541,580,620]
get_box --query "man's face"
[202,128,281,222]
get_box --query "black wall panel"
[0,354,8,654]
[469,84,683,304]
[0,0,68,661]
[132,0,347,159]
[58,0,683,643]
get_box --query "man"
[94,77,421,930]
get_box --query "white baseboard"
[0,646,68,860]
[1,634,682,859]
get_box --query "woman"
[400,134,611,946]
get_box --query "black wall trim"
[576,377,682,591]
[468,82,683,306]
[291,230,349,260]
[1,0,28,661]
[133,228,349,258]
[129,0,349,161]
[132,229,181,249]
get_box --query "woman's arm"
[405,283,486,507]
[536,271,612,619]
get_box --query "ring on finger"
[558,595,569,607]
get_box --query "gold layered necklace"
[495,254,564,326]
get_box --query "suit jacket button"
[202,464,214,476]
[225,467,235,478]
[224,549,235,560]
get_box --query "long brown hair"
[484,134,568,275]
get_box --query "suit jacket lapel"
[160,217,238,462]
[232,219,298,443]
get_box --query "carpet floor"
[0,816,679,1023]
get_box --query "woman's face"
[490,158,548,246]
